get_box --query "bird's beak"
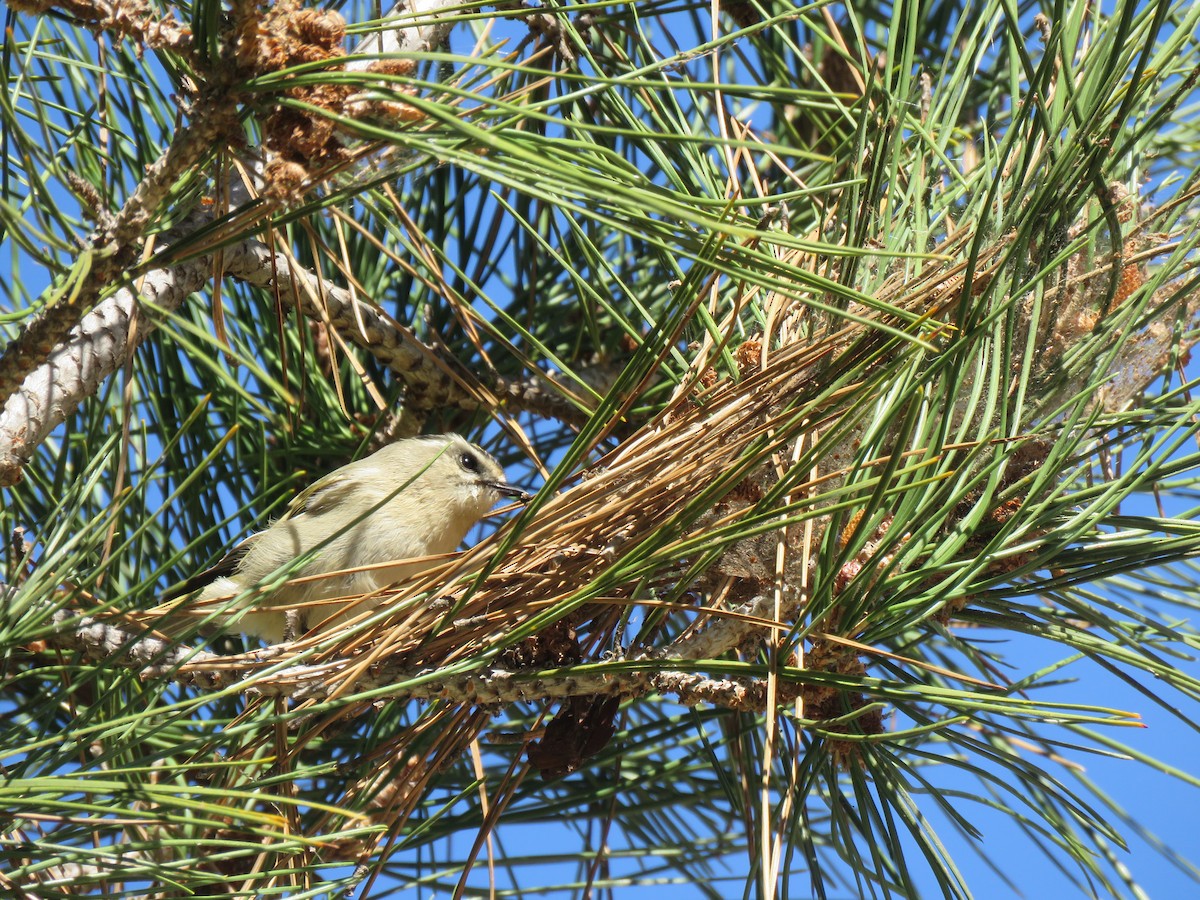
[489,481,533,503]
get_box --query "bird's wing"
[162,534,261,599]
[279,467,365,520]
[165,466,369,599]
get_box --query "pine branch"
[0,0,594,485]
[0,229,585,484]
[38,592,779,709]
[0,228,212,484]
[0,96,244,413]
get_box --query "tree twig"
[37,593,785,712]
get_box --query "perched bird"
[168,434,529,643]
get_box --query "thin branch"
[0,100,241,412]
[38,592,783,711]
[225,238,467,409]
[225,239,590,420]
[0,230,586,484]
[0,239,213,485]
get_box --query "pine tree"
[3,0,1200,896]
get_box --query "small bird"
[167,434,530,643]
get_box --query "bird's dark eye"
[460,452,480,473]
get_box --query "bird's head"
[385,434,531,525]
